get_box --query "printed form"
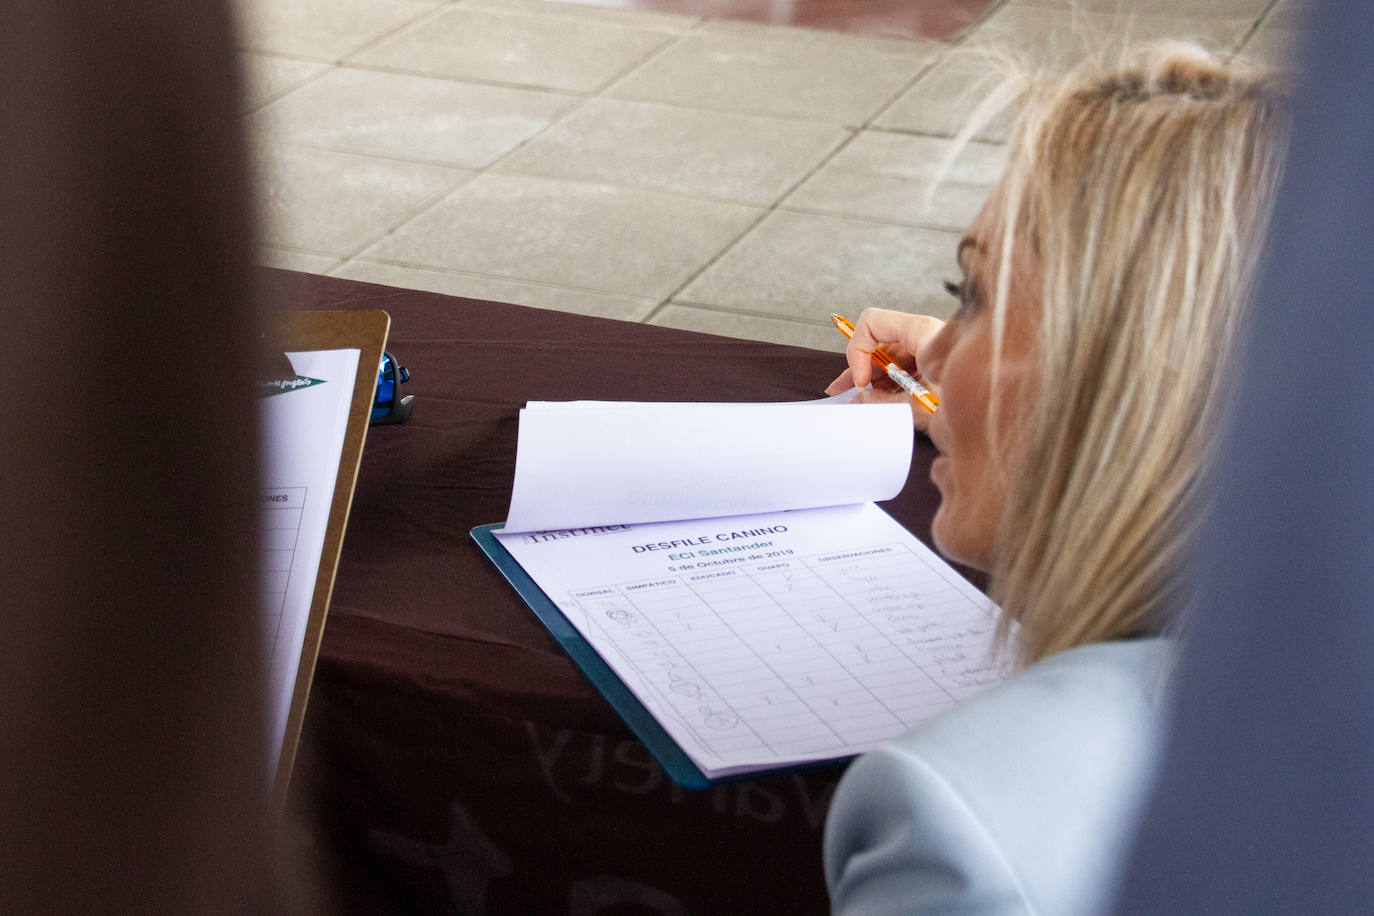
[258,347,359,786]
[493,397,1011,779]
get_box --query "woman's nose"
[918,329,949,386]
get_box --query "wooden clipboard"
[269,309,390,809]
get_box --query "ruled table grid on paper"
[569,543,1003,765]
[259,486,307,658]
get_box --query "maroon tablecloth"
[272,269,976,914]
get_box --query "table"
[275,269,976,914]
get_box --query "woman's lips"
[930,454,948,489]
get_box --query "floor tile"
[782,131,1004,231]
[871,52,1016,141]
[1236,26,1309,72]
[236,0,438,61]
[464,0,699,32]
[251,67,578,168]
[1263,0,1314,29]
[351,6,678,93]
[1008,0,1270,17]
[259,248,344,274]
[493,98,849,205]
[695,16,949,50]
[256,145,471,255]
[331,260,658,320]
[535,0,996,42]
[240,53,328,109]
[360,172,763,299]
[678,210,962,321]
[648,305,846,353]
[880,11,1260,139]
[242,0,1284,352]
[606,25,941,124]
[965,5,1255,68]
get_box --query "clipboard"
[472,523,847,789]
[268,309,390,809]
[472,523,721,789]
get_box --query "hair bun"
[1148,54,1229,99]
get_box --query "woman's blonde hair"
[974,43,1288,666]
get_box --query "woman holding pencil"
[822,43,1287,914]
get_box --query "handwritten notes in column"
[493,501,1009,781]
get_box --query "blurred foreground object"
[1116,1,1374,911]
[0,1,273,911]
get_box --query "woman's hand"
[825,308,945,432]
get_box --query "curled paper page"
[503,396,915,533]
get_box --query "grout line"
[858,55,945,132]
[251,53,973,132]
[334,169,481,263]
[330,14,696,97]
[269,17,702,200]
[323,248,685,303]
[261,0,953,313]
[674,11,969,51]
[1231,0,1282,57]
[240,57,333,114]
[768,128,863,202]
[854,0,1011,136]
[237,3,455,90]
[337,4,457,66]
[309,59,598,96]
[322,255,657,302]
[236,46,337,66]
[242,3,453,68]
[636,127,857,326]
[248,133,542,173]
[337,2,700,89]
[658,299,838,327]
[585,16,701,97]
[854,2,1002,133]
[255,122,861,216]
[463,24,706,172]
[445,0,701,34]
[1254,0,1284,28]
[635,203,770,326]
[313,55,948,130]
[865,124,1003,143]
[254,0,1266,345]
[473,94,603,167]
[641,57,972,329]
[775,202,978,235]
[956,0,1013,43]
[500,92,865,128]
[487,161,835,210]
[263,244,347,262]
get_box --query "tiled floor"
[242,0,1304,353]
[544,0,994,42]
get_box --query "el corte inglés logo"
[258,375,326,397]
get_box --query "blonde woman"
[823,44,1287,914]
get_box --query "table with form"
[274,268,984,915]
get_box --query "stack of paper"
[475,395,1010,786]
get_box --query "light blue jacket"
[824,638,1171,915]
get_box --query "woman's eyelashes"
[943,278,977,316]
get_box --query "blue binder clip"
[370,351,413,425]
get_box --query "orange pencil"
[831,313,939,415]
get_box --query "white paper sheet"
[258,347,360,786]
[504,397,914,532]
[494,503,1009,778]
[493,395,1011,779]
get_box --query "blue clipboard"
[471,522,718,789]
